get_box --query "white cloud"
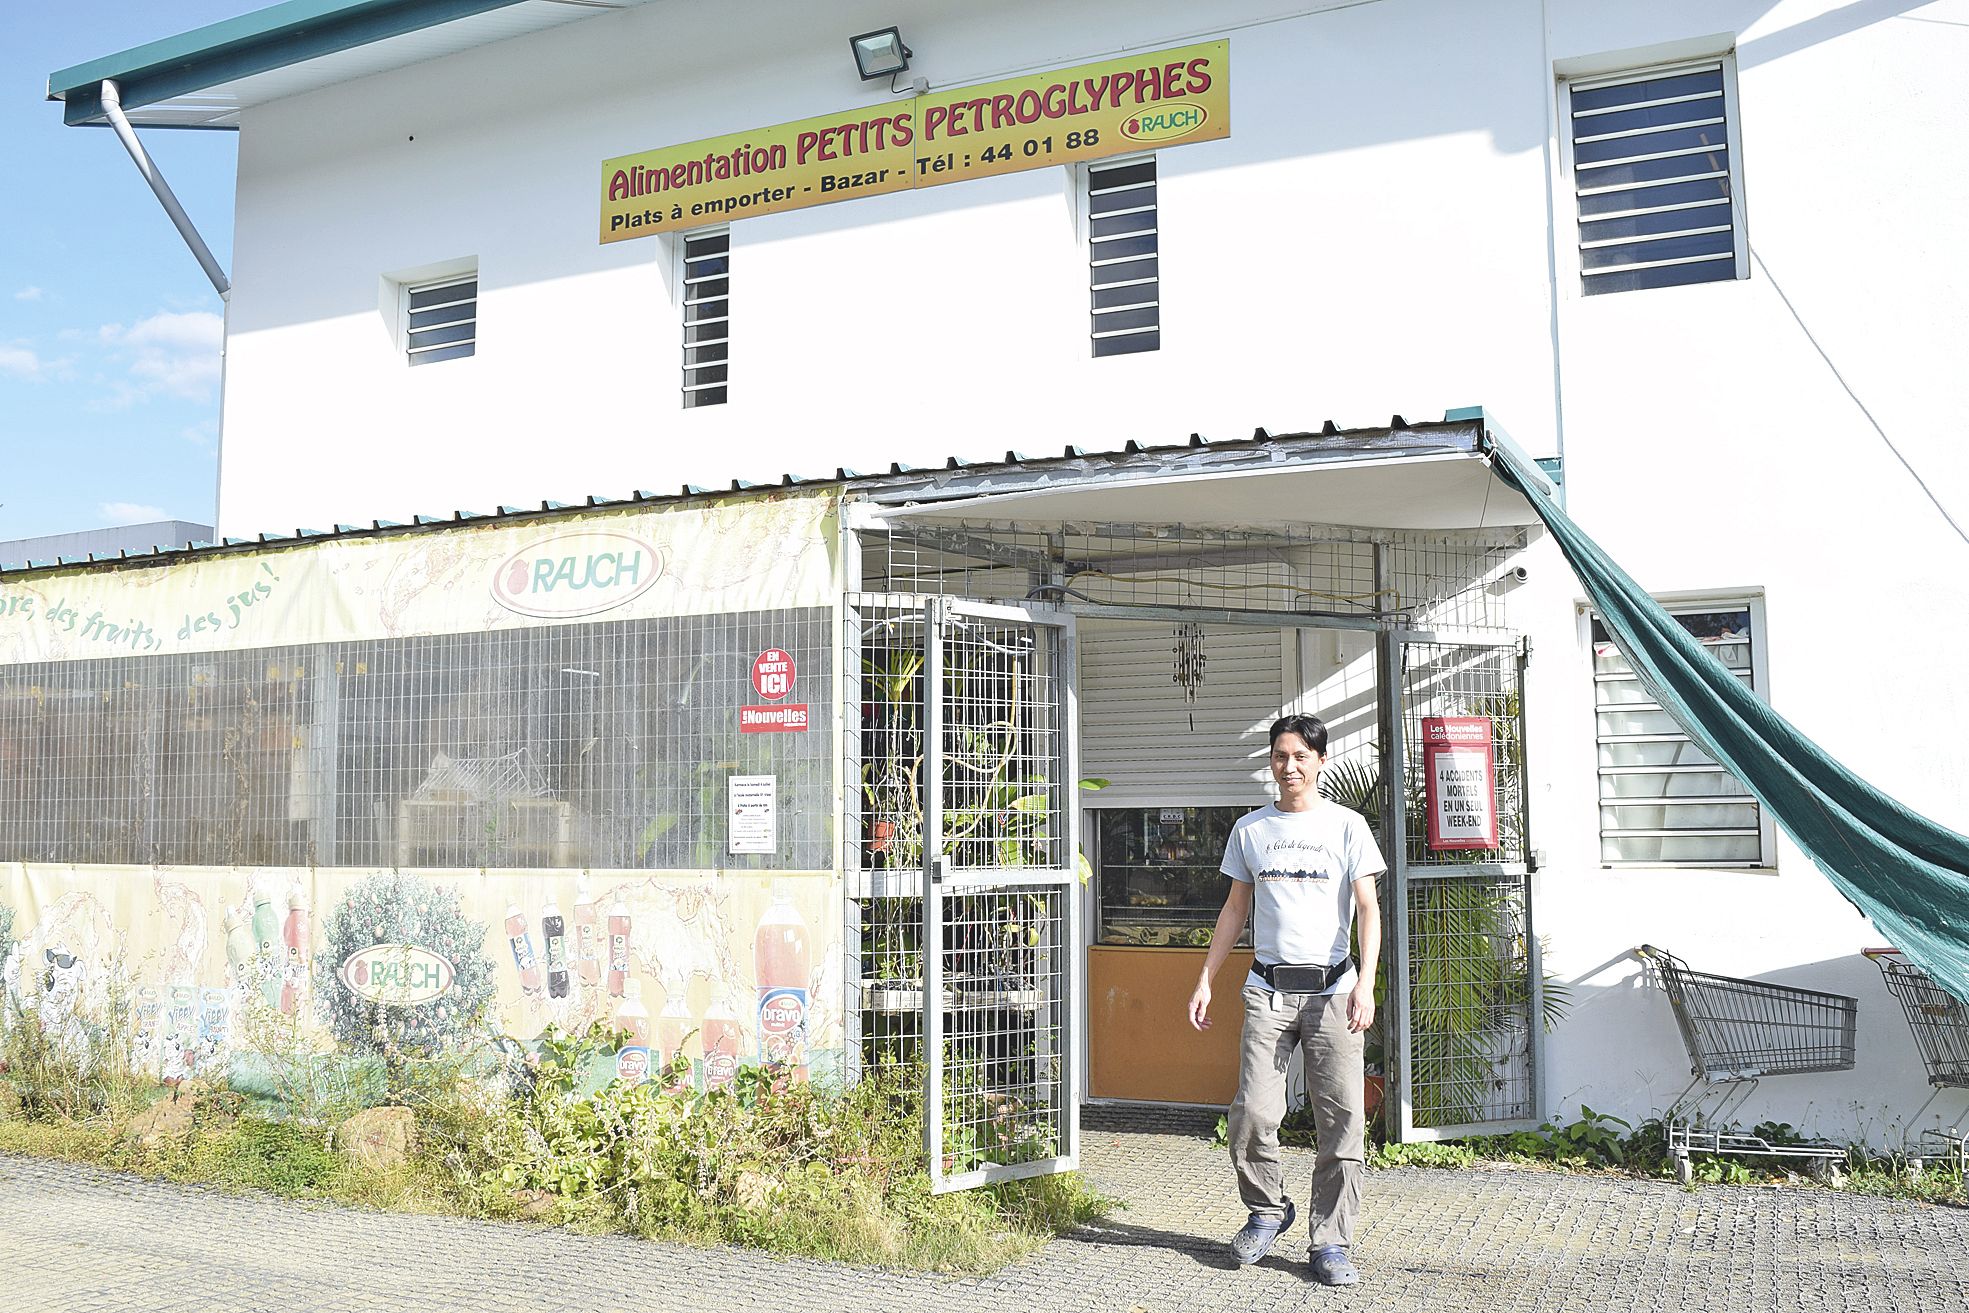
[181,421,218,451]
[0,344,44,379]
[13,287,43,302]
[97,310,224,402]
[99,501,171,524]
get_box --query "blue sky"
[1,2,258,543]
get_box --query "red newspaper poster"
[1422,716,1498,851]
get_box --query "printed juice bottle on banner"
[199,987,231,1045]
[754,891,811,1079]
[542,895,569,999]
[606,897,631,997]
[505,903,543,995]
[251,887,282,1006]
[572,878,601,987]
[167,985,196,1048]
[281,879,310,1014]
[222,910,255,986]
[134,986,162,1070]
[613,979,652,1086]
[656,985,693,1093]
[701,994,742,1091]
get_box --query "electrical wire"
[1751,246,1968,550]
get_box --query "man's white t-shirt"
[1221,800,1386,995]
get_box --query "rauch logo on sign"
[1121,103,1208,143]
[337,944,456,1006]
[491,531,662,618]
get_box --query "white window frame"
[1554,52,1750,299]
[1078,152,1160,357]
[1581,591,1777,870]
[385,258,478,367]
[677,225,730,408]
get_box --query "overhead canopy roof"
[864,416,1547,534]
[48,0,659,129]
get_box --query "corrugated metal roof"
[48,0,663,130]
[0,413,1500,580]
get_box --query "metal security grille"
[1087,157,1159,356]
[1567,59,1744,295]
[682,230,730,407]
[862,520,1525,634]
[844,597,1078,1192]
[1391,638,1538,1136]
[405,275,477,365]
[0,608,833,870]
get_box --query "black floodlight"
[850,27,911,81]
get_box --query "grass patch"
[0,1020,1110,1274]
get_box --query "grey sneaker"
[1229,1199,1295,1265]
[1309,1245,1360,1287]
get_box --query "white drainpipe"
[98,79,231,300]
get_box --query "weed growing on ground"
[0,1011,1111,1274]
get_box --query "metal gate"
[845,595,1080,1192]
[1382,632,1542,1140]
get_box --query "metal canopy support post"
[922,598,948,1180]
[1374,545,1415,1142]
[98,79,231,299]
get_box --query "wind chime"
[1172,622,1207,731]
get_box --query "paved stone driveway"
[4,1105,1966,1312]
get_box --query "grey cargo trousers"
[1227,983,1364,1250]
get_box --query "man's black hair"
[1268,713,1329,756]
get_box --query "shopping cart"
[1863,947,1969,1174]
[1635,944,1857,1184]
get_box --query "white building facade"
[45,0,1969,1147]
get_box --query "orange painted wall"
[1089,945,1254,1104]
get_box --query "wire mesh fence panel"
[842,597,1077,1189]
[1403,871,1536,1129]
[1638,946,1858,1079]
[1871,953,1969,1088]
[931,879,1071,1183]
[859,521,1523,630]
[847,601,933,1084]
[1399,641,1527,870]
[928,604,1076,1189]
[1396,639,1535,1132]
[0,609,834,870]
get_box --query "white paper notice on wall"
[728,774,777,854]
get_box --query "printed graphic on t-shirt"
[1254,836,1340,883]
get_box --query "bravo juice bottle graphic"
[505,903,543,995]
[701,994,742,1091]
[656,981,692,1093]
[250,887,282,1007]
[281,879,310,1015]
[542,895,569,999]
[606,897,631,997]
[572,878,601,987]
[754,892,811,1079]
[614,979,652,1085]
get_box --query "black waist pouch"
[1260,957,1355,993]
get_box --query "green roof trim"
[48,0,530,128]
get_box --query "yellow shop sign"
[599,40,1229,242]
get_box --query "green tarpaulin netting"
[1486,439,1969,1005]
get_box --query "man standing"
[1187,713,1384,1287]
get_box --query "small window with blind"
[1086,157,1158,356]
[681,229,729,407]
[402,272,476,366]
[1591,599,1773,867]
[1563,57,1746,296]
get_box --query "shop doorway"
[848,509,1542,1165]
